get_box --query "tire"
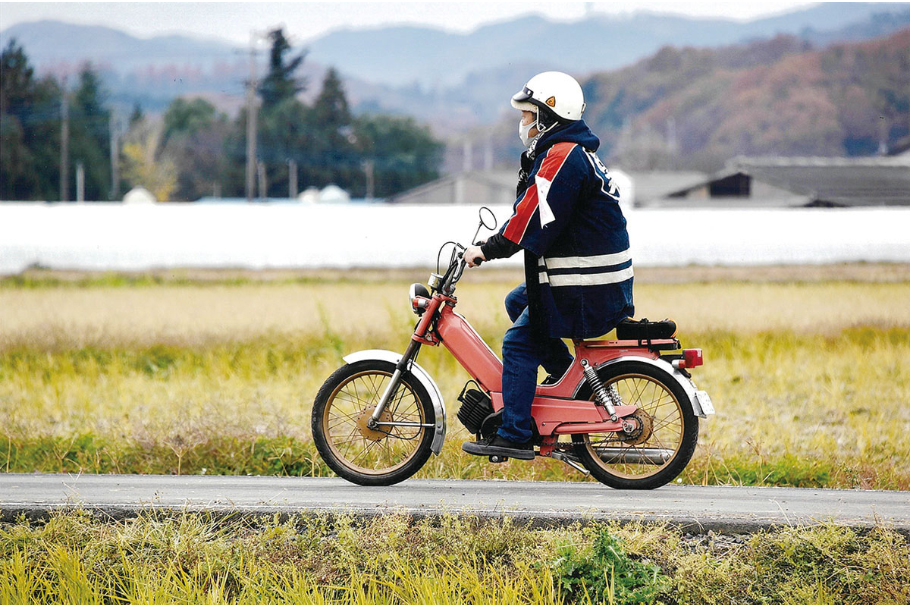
[312,360,435,486]
[572,361,698,490]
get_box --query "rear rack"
[581,338,680,351]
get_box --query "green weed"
[554,530,670,604]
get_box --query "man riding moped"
[312,70,712,488]
[462,71,635,461]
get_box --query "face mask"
[519,118,535,148]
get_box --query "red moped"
[313,208,714,489]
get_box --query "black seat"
[615,317,677,341]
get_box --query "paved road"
[2,474,908,535]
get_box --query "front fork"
[368,339,422,427]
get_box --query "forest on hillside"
[0,29,443,202]
[581,30,910,171]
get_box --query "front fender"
[574,355,714,418]
[342,349,447,454]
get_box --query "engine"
[456,386,494,435]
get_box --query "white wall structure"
[1,203,909,274]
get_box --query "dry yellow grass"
[2,278,910,349]
[1,270,909,487]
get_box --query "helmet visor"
[511,86,536,111]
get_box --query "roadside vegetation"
[1,511,908,604]
[1,271,909,489]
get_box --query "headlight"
[409,283,431,315]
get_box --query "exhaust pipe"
[594,447,673,465]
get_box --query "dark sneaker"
[462,433,535,460]
[541,374,561,385]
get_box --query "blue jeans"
[498,283,574,443]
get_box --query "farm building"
[387,168,706,207]
[389,156,909,208]
[652,156,910,208]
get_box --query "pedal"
[489,455,509,463]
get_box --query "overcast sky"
[1,1,835,44]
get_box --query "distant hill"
[0,20,239,72]
[305,3,906,87]
[579,29,910,170]
[2,4,908,132]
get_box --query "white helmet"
[511,71,586,129]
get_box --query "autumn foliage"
[585,30,910,170]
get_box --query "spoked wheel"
[312,360,435,486]
[572,361,698,489]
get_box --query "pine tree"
[68,64,111,201]
[259,28,306,111]
[0,39,63,200]
[312,68,351,131]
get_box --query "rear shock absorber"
[580,359,618,421]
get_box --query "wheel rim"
[322,370,427,475]
[582,373,684,479]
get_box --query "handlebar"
[434,208,497,296]
[440,247,467,295]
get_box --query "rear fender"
[572,355,713,418]
[342,349,447,454]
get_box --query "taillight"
[673,349,703,369]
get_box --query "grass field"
[1,265,909,489]
[2,511,908,604]
[3,265,910,605]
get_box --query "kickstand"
[550,451,590,476]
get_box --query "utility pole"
[288,159,298,199]
[60,87,69,202]
[76,162,85,203]
[110,113,120,200]
[258,161,267,200]
[245,31,259,202]
[363,159,374,201]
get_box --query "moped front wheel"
[312,360,435,486]
[572,361,698,490]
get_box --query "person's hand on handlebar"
[464,243,486,268]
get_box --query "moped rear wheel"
[312,360,435,486]
[572,361,698,490]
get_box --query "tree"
[302,68,357,191]
[121,117,177,202]
[0,39,63,201]
[353,114,443,198]
[312,68,351,132]
[259,27,306,111]
[218,32,444,200]
[160,97,229,200]
[244,27,311,198]
[68,64,111,200]
[258,96,309,197]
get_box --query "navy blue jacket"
[499,120,634,339]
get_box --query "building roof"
[388,170,517,205]
[624,170,708,203]
[730,156,910,206]
[664,156,910,207]
[391,168,709,206]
